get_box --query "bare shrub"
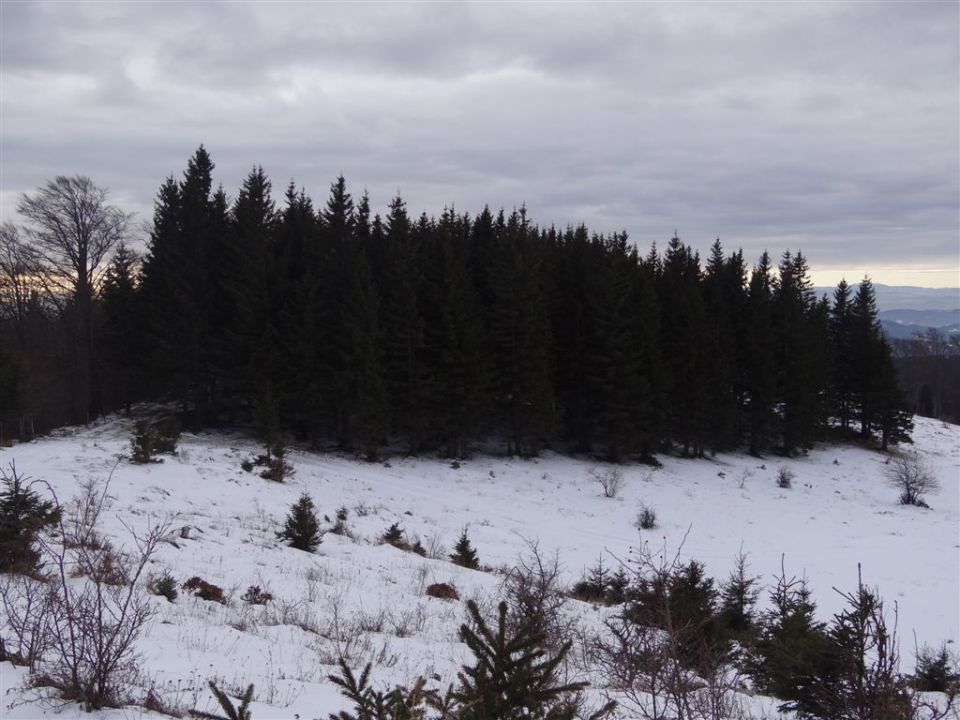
[0,572,54,670]
[591,467,624,499]
[635,504,658,531]
[423,531,446,560]
[500,539,572,650]
[390,605,428,638]
[240,585,272,605]
[887,451,940,507]
[25,475,173,710]
[776,466,794,489]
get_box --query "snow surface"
[1,415,957,718]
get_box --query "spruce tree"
[659,236,708,456]
[274,184,322,439]
[321,178,388,457]
[487,208,555,456]
[585,233,659,461]
[140,147,229,428]
[450,529,479,569]
[750,573,836,711]
[225,167,280,433]
[380,195,428,451]
[702,240,747,452]
[99,242,143,412]
[549,224,597,453]
[420,210,487,459]
[772,251,828,454]
[0,464,62,573]
[850,277,884,440]
[279,493,322,552]
[830,279,855,433]
[807,573,908,719]
[454,600,591,720]
[745,252,776,456]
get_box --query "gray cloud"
[1,0,957,285]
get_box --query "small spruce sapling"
[149,572,179,603]
[279,493,322,552]
[572,556,609,603]
[190,681,254,720]
[450,529,479,569]
[382,522,404,547]
[0,463,62,574]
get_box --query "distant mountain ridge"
[812,284,959,339]
[813,283,959,312]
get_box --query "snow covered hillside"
[1,415,957,718]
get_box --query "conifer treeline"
[1,148,911,457]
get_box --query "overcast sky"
[1,1,957,287]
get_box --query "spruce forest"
[0,147,911,458]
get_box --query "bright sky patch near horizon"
[1,1,957,288]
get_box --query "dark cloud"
[1,0,957,285]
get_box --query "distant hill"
[878,308,960,339]
[814,283,959,312]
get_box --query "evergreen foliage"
[450,529,479,569]
[453,600,597,720]
[748,570,837,710]
[2,151,913,460]
[381,522,404,546]
[325,601,613,720]
[0,463,61,574]
[190,682,254,720]
[278,493,322,552]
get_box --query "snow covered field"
[1,415,957,718]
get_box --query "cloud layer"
[2,1,957,285]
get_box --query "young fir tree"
[0,464,62,573]
[454,600,596,720]
[805,570,908,719]
[719,552,761,645]
[279,493,322,552]
[450,529,479,569]
[749,573,837,711]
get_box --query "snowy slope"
[1,416,957,719]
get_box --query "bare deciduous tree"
[16,176,130,307]
[0,223,41,346]
[16,176,131,421]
